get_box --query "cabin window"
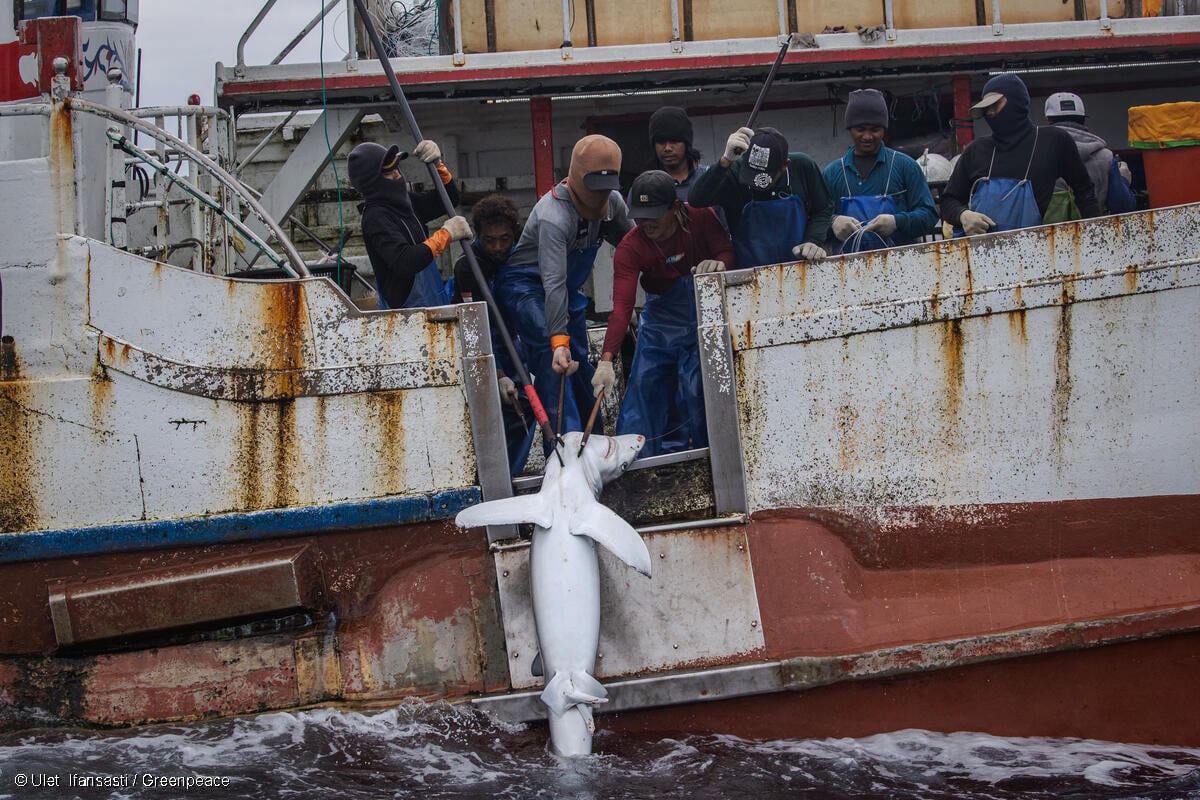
[17,0,133,23]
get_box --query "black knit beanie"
[844,89,889,129]
[648,106,693,146]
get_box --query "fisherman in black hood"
[347,138,470,308]
[940,73,1100,236]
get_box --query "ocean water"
[1,702,1198,799]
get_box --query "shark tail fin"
[540,670,609,718]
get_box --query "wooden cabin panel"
[456,0,568,53]
[986,0,1128,23]
[793,0,886,32]
[452,0,1131,55]
[593,2,677,46]
[687,0,781,39]
[892,0,980,28]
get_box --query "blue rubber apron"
[494,242,599,442]
[734,174,809,268]
[373,212,450,309]
[398,262,447,308]
[836,151,901,254]
[616,274,706,458]
[954,129,1043,237]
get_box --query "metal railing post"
[670,0,682,51]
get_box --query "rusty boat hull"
[2,8,1200,749]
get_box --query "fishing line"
[319,0,345,283]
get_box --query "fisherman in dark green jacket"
[688,125,833,268]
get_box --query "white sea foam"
[2,708,1198,799]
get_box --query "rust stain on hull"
[1051,278,1076,461]
[0,385,39,532]
[940,318,965,427]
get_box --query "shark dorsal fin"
[570,502,652,577]
[455,493,553,529]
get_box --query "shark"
[455,431,651,757]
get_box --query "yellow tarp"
[1128,102,1200,149]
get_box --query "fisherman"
[1043,91,1136,219]
[822,88,939,252]
[645,106,708,200]
[494,134,634,438]
[688,126,833,267]
[591,170,735,457]
[940,73,1100,237]
[451,193,533,473]
[348,139,470,308]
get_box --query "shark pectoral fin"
[571,504,653,577]
[540,670,609,717]
[455,493,553,529]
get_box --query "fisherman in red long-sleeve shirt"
[591,170,736,457]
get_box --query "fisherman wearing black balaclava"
[940,73,1100,237]
[348,138,471,309]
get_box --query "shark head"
[552,432,645,494]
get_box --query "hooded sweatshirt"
[347,142,460,308]
[566,134,623,221]
[940,74,1100,227]
[506,136,633,345]
[1050,121,1114,210]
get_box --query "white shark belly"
[530,521,601,677]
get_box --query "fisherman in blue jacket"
[822,88,940,253]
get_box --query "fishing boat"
[2,0,1199,748]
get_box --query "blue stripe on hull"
[0,487,481,564]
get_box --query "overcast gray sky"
[135,2,344,107]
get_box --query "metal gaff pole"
[746,34,794,131]
[350,0,558,449]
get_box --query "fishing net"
[361,0,442,57]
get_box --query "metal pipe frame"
[271,0,342,65]
[69,97,309,276]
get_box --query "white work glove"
[865,213,897,237]
[591,360,615,397]
[723,127,754,162]
[1118,160,1132,183]
[959,209,995,236]
[793,242,827,261]
[498,375,518,404]
[830,214,862,242]
[441,215,472,241]
[692,259,726,275]
[552,345,579,375]
[413,139,441,163]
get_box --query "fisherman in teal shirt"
[821,88,939,253]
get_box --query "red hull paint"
[0,496,1196,738]
[605,631,1200,747]
[747,496,1200,659]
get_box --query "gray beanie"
[844,88,889,129]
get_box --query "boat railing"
[232,0,1176,74]
[87,70,308,278]
[0,63,309,278]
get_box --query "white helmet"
[917,150,953,183]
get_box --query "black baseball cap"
[628,170,677,219]
[582,169,620,191]
[380,144,409,172]
[737,130,787,190]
